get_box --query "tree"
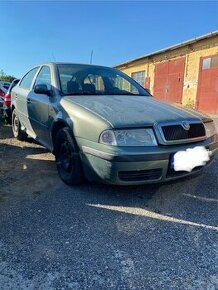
[0,69,16,82]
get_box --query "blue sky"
[0,1,217,78]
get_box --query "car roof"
[38,62,114,70]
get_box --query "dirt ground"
[0,116,63,200]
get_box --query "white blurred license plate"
[170,146,211,172]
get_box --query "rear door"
[13,67,40,136]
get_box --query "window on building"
[211,55,218,68]
[202,56,218,69]
[131,71,145,87]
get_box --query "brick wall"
[116,35,218,109]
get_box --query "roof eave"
[114,30,218,68]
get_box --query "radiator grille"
[161,123,205,141]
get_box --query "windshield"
[57,64,151,96]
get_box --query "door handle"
[27,98,31,104]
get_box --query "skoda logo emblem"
[181,121,190,131]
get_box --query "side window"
[19,67,39,90]
[34,66,51,88]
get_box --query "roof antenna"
[90,50,93,64]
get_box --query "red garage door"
[154,57,185,103]
[196,55,218,114]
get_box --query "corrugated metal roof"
[115,31,218,68]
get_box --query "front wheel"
[12,109,27,141]
[54,127,83,185]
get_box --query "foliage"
[0,69,16,83]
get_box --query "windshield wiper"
[63,92,149,96]
[116,92,136,95]
[64,92,97,96]
[106,92,140,96]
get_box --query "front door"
[27,66,52,147]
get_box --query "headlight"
[204,121,216,138]
[99,128,158,146]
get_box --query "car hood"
[63,95,207,128]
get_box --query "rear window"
[3,84,10,90]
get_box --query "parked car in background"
[0,81,11,91]
[0,84,7,113]
[3,79,20,124]
[11,63,217,186]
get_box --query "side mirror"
[34,84,51,96]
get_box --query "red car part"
[0,88,5,98]
[4,93,11,107]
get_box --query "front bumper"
[79,135,218,185]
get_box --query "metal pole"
[90,50,93,64]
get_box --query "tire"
[54,127,83,185]
[12,109,27,141]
